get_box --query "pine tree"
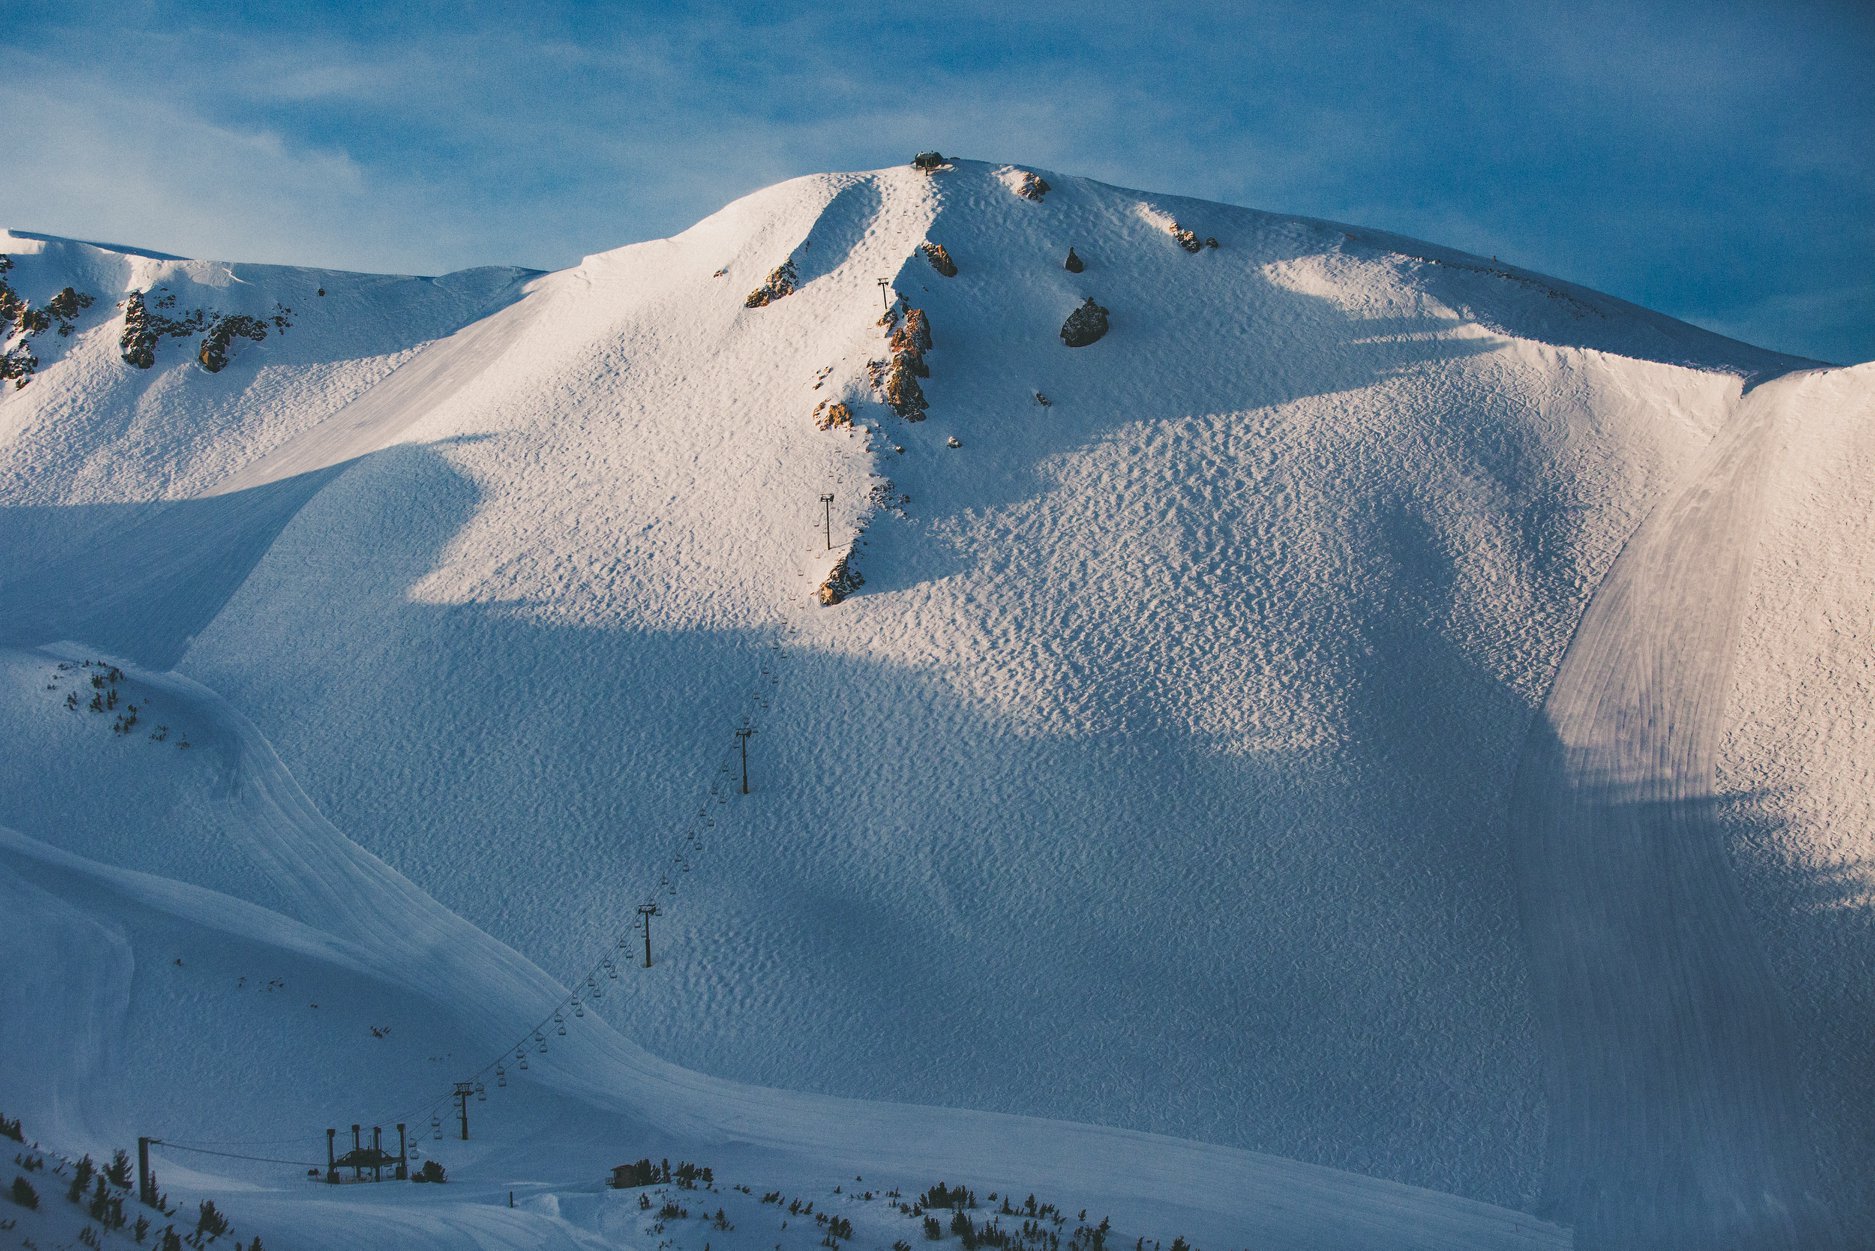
[197,1198,230,1235]
[107,1148,133,1188]
[68,1153,95,1203]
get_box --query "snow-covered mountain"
[1,159,1869,1251]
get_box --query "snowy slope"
[1,161,1868,1249]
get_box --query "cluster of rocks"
[1014,171,1051,202]
[46,285,95,334]
[119,288,292,371]
[812,399,854,430]
[816,551,865,606]
[197,314,272,373]
[871,304,933,419]
[891,307,933,362]
[1060,297,1110,348]
[119,289,204,368]
[1168,223,1219,253]
[0,256,96,389]
[1064,247,1084,273]
[743,258,799,308]
[920,241,958,277]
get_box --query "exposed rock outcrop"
[743,258,799,308]
[0,341,34,389]
[817,552,864,605]
[0,258,96,388]
[921,242,958,277]
[890,307,933,370]
[1014,171,1051,201]
[1060,297,1110,348]
[871,304,934,419]
[119,289,204,368]
[1064,247,1084,273]
[812,399,854,430]
[46,286,94,335]
[874,356,927,419]
[118,290,292,372]
[198,314,270,373]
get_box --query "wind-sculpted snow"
[0,161,1868,1247]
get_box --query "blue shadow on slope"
[0,466,347,669]
[790,177,886,290]
[1510,722,1867,1250]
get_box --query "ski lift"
[519,1054,530,1070]
[431,1117,442,1141]
[607,962,619,981]
[573,997,585,1018]
[537,1038,547,1053]
[557,1020,567,1036]
[497,1065,507,1088]
[476,1082,487,1102]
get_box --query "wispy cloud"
[3,0,1869,360]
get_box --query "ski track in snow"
[1510,373,1846,1248]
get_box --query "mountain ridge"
[1,159,1869,1250]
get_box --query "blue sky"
[4,0,1870,362]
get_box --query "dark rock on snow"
[1060,297,1110,348]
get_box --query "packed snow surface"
[0,161,1869,1250]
